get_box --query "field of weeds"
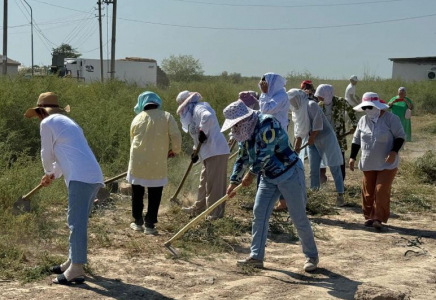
[0,75,435,293]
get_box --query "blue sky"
[2,0,435,78]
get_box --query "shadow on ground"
[312,217,436,239]
[73,276,175,300]
[264,267,362,300]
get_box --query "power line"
[0,17,96,30]
[28,0,93,14]
[81,40,109,54]
[65,14,97,45]
[118,12,436,31]
[75,20,99,48]
[163,0,419,8]
[62,6,95,44]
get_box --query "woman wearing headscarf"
[223,100,319,272]
[128,91,182,235]
[176,91,230,219]
[288,89,345,206]
[315,84,358,183]
[350,92,405,230]
[388,87,413,142]
[258,73,290,131]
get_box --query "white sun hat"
[353,92,389,112]
[350,75,358,82]
[221,100,255,132]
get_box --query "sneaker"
[336,194,345,207]
[304,257,319,272]
[130,222,144,232]
[144,227,158,235]
[237,257,264,268]
[373,220,382,230]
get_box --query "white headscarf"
[315,84,334,105]
[176,91,202,133]
[287,89,310,139]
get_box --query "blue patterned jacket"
[230,113,300,184]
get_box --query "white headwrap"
[287,89,310,139]
[315,84,334,105]
[176,91,202,133]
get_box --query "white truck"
[64,57,157,86]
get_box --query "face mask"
[365,108,380,123]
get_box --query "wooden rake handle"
[171,142,203,201]
[104,171,127,184]
[23,184,44,201]
[165,184,243,247]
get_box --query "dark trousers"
[320,152,346,181]
[131,185,163,229]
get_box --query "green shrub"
[414,151,436,184]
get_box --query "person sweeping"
[223,100,319,272]
[128,91,182,235]
[24,92,104,285]
[176,91,230,219]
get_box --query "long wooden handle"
[165,184,243,246]
[171,142,203,200]
[104,172,127,184]
[338,130,354,140]
[299,143,309,151]
[229,151,238,160]
[23,184,44,200]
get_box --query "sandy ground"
[1,116,435,300]
[1,208,435,300]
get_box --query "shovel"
[95,171,128,202]
[165,184,243,256]
[169,142,203,205]
[12,184,44,214]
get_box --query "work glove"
[191,152,199,164]
[199,130,207,143]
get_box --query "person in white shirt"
[258,72,290,131]
[176,91,230,219]
[24,92,104,285]
[345,75,360,107]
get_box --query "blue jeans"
[251,163,318,261]
[67,181,101,264]
[308,145,344,194]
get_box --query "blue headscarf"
[134,91,162,114]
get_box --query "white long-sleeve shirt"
[40,114,104,187]
[189,102,230,161]
[259,94,290,131]
[345,83,359,107]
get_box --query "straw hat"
[353,92,389,112]
[221,100,255,132]
[24,92,70,118]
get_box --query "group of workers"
[23,72,413,285]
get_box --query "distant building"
[0,55,21,76]
[389,56,436,82]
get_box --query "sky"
[1,0,436,79]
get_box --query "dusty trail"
[1,208,435,300]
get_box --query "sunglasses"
[361,106,373,111]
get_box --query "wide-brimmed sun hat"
[353,92,389,112]
[221,100,255,132]
[24,92,70,118]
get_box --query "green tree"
[52,43,81,58]
[161,54,204,82]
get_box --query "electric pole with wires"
[2,0,8,75]
[97,0,104,82]
[104,0,116,80]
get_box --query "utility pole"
[2,0,8,75]
[104,0,117,80]
[97,0,104,82]
[23,0,34,77]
